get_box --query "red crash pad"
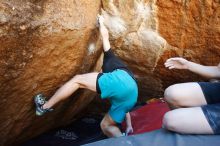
[122,100,170,135]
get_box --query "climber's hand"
[97,14,104,26]
[97,14,109,39]
[125,126,134,136]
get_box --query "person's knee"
[164,85,182,107]
[163,111,179,132]
[100,119,109,132]
[72,74,86,87]
[74,74,83,82]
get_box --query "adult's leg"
[163,82,214,134]
[100,114,123,137]
[163,107,214,134]
[164,82,207,108]
[43,72,99,109]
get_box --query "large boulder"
[0,0,219,145]
[0,0,102,145]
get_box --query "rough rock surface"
[0,0,219,145]
[0,0,102,145]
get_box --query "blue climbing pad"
[83,128,220,146]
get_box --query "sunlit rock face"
[0,0,102,145]
[0,0,219,145]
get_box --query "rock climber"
[34,15,138,137]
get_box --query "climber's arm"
[98,15,111,52]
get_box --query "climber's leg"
[34,72,99,116]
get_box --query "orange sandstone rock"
[0,0,219,145]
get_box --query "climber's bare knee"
[74,73,99,92]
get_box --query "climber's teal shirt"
[98,69,138,123]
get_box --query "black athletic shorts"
[198,82,220,134]
[96,49,136,94]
